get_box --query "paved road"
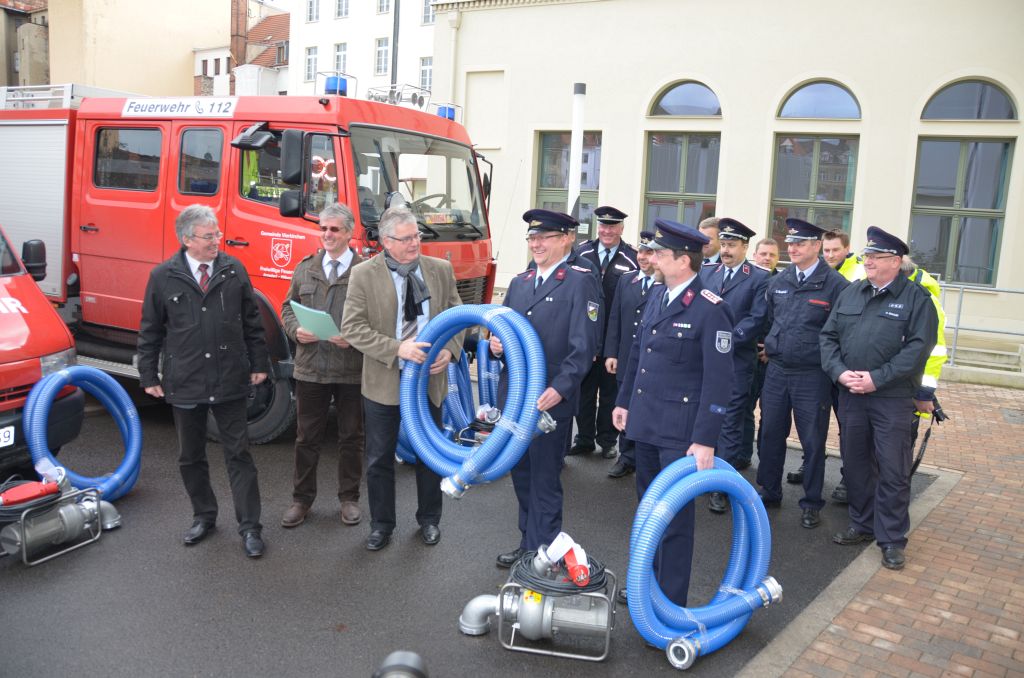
[1,390,936,677]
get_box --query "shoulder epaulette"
[701,289,723,304]
[570,265,590,273]
[518,269,536,279]
[298,253,315,263]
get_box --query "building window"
[214,59,220,76]
[305,47,318,81]
[335,0,349,18]
[375,38,389,76]
[334,43,347,74]
[306,0,319,21]
[643,133,720,229]
[908,138,1013,285]
[650,81,721,116]
[769,135,858,252]
[276,41,289,65]
[922,79,1016,120]
[422,0,435,24]
[419,57,432,91]
[536,132,602,233]
[201,60,208,76]
[377,0,390,13]
[779,81,860,119]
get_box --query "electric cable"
[0,477,61,524]
[510,550,610,596]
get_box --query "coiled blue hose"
[628,457,782,669]
[476,337,499,407]
[24,365,142,502]
[396,353,478,465]
[399,304,546,496]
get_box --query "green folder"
[289,300,341,340]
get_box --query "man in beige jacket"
[341,206,462,552]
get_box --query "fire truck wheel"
[206,376,296,444]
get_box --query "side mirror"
[21,239,46,282]
[279,190,303,218]
[279,129,305,185]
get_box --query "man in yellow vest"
[823,230,865,282]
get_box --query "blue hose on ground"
[476,338,499,407]
[628,457,782,670]
[24,365,142,502]
[399,304,546,497]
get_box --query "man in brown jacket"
[280,203,365,528]
[341,206,462,552]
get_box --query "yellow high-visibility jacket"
[836,253,865,281]
[908,267,947,396]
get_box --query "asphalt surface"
[1,388,936,677]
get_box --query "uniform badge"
[587,301,599,322]
[682,289,695,306]
[701,289,723,304]
[715,331,733,353]
[556,268,567,280]
[742,264,750,275]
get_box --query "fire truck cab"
[0,85,495,442]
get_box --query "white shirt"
[795,259,819,280]
[183,252,214,286]
[598,244,619,263]
[535,253,571,286]
[322,248,354,280]
[665,274,699,306]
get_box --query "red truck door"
[75,120,171,331]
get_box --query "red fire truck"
[0,85,496,442]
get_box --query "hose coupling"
[440,474,469,499]
[759,576,783,606]
[535,411,556,435]
[666,636,698,670]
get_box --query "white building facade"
[289,0,437,100]
[431,0,1024,335]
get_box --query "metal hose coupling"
[757,576,783,607]
[666,637,699,670]
[440,474,471,499]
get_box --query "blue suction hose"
[399,304,546,497]
[24,365,141,502]
[628,457,782,670]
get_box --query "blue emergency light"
[325,77,348,97]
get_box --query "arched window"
[650,81,721,116]
[922,80,1016,120]
[779,81,860,119]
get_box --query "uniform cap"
[863,225,910,256]
[717,217,756,242]
[594,205,628,224]
[784,218,827,242]
[523,208,578,235]
[648,219,709,253]
[637,230,656,250]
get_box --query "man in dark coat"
[138,204,269,558]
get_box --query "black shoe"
[616,587,627,605]
[242,530,264,558]
[801,508,821,529]
[786,462,805,484]
[831,481,848,504]
[420,524,441,546]
[366,530,392,551]
[759,493,782,508]
[607,460,635,478]
[567,442,595,456]
[730,458,752,471]
[881,545,905,570]
[708,492,728,514]
[496,548,524,568]
[832,526,874,545]
[600,445,618,459]
[183,520,215,546]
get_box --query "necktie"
[872,286,880,298]
[400,279,418,342]
[600,249,610,275]
[797,271,806,286]
[722,268,734,293]
[198,263,210,291]
[662,290,670,309]
[641,277,650,295]
[535,274,544,290]
[328,259,340,284]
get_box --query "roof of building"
[0,0,47,12]
[247,12,288,67]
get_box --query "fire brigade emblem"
[271,238,292,267]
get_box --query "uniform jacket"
[137,249,269,405]
[501,260,603,419]
[616,275,735,449]
[281,249,364,385]
[907,267,947,392]
[340,254,462,407]
[820,273,939,400]
[764,257,849,371]
[576,239,638,317]
[701,260,770,355]
[604,270,662,371]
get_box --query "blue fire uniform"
[499,261,602,550]
[756,257,848,509]
[616,275,734,605]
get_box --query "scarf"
[383,250,430,322]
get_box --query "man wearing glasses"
[341,206,463,552]
[279,203,365,530]
[138,204,269,558]
[821,226,938,571]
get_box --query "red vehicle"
[0,85,495,441]
[0,226,83,476]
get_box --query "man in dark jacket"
[821,226,938,571]
[279,203,364,529]
[137,204,269,558]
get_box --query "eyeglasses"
[320,225,347,233]
[385,233,422,245]
[190,231,223,241]
[863,252,898,261]
[525,233,564,243]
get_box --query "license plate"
[0,425,13,448]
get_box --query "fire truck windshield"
[0,231,20,276]
[349,126,489,242]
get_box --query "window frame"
[778,80,861,120]
[642,131,720,230]
[420,56,433,92]
[649,80,722,118]
[304,46,317,82]
[377,0,390,13]
[422,0,435,24]
[177,127,223,196]
[306,0,319,22]
[535,131,602,240]
[334,42,347,74]
[908,136,1013,285]
[335,0,349,18]
[374,38,389,76]
[93,127,162,192]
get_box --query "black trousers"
[574,358,618,449]
[292,380,364,506]
[614,377,636,467]
[716,349,757,465]
[362,396,442,534]
[837,391,914,548]
[740,355,769,462]
[173,398,261,534]
[511,413,573,551]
